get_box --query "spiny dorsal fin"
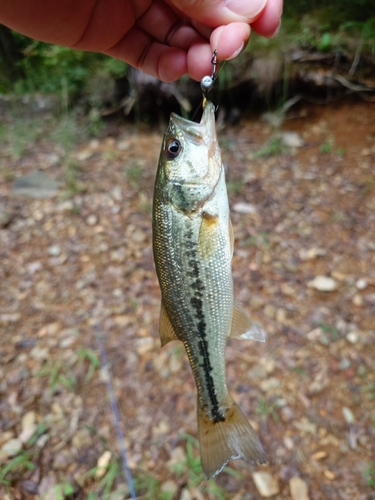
[229,303,266,342]
[159,301,179,347]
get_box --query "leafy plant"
[255,137,286,158]
[364,461,375,486]
[0,451,35,486]
[76,347,101,383]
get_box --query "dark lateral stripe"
[187,273,224,422]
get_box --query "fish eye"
[165,138,182,159]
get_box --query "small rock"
[86,214,98,226]
[260,377,281,392]
[21,480,39,494]
[311,450,327,460]
[38,473,57,500]
[160,480,178,496]
[1,438,22,457]
[48,245,61,257]
[294,418,317,434]
[356,278,368,290]
[232,202,257,214]
[281,132,304,148]
[12,171,59,198]
[299,248,326,260]
[253,472,279,497]
[323,470,335,480]
[290,477,310,500]
[166,446,187,472]
[342,407,355,424]
[180,489,192,500]
[72,428,91,449]
[96,450,112,479]
[346,331,359,344]
[30,346,49,361]
[339,358,351,370]
[19,411,37,443]
[352,294,364,307]
[0,203,15,228]
[307,276,337,292]
[117,139,131,151]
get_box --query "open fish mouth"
[170,102,216,142]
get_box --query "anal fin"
[159,301,179,347]
[229,303,266,342]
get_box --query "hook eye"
[164,138,182,159]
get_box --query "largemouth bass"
[152,102,266,478]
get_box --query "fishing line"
[95,324,137,500]
[191,55,228,122]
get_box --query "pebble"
[232,202,257,214]
[160,480,178,496]
[30,346,49,361]
[252,472,280,497]
[352,294,364,306]
[323,470,335,480]
[346,331,359,344]
[0,438,22,457]
[355,278,368,290]
[281,131,304,148]
[96,450,112,479]
[86,214,98,226]
[12,171,59,199]
[19,411,37,444]
[260,377,281,392]
[311,450,327,460]
[342,407,355,424]
[0,203,14,228]
[307,276,337,292]
[48,245,61,256]
[290,477,310,500]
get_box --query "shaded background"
[1,2,375,499]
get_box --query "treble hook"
[200,49,218,106]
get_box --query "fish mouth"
[170,102,215,142]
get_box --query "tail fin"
[198,399,266,479]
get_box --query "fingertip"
[187,43,214,81]
[211,23,250,61]
[251,0,283,37]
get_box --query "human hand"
[0,0,282,82]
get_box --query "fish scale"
[153,101,266,478]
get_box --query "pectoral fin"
[159,302,179,347]
[198,211,219,259]
[229,303,266,342]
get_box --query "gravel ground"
[0,97,375,499]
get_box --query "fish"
[152,101,266,479]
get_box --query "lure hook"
[200,49,218,106]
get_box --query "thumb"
[169,0,267,27]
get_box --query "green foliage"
[255,137,286,158]
[365,461,375,486]
[0,451,35,486]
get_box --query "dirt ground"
[0,96,375,500]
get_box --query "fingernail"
[269,19,281,39]
[227,42,245,60]
[225,0,266,19]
